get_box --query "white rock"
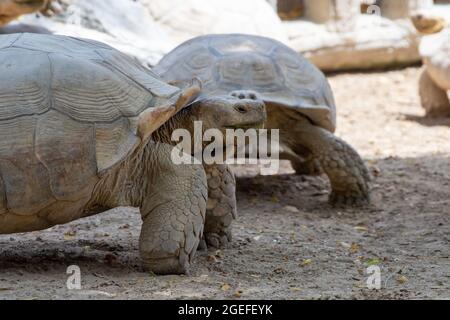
[283,205,300,213]
[285,14,421,71]
[142,0,289,44]
[19,0,175,66]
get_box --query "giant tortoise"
[0,33,266,274]
[155,34,371,221]
[412,12,450,117]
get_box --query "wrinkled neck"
[150,108,196,145]
[91,109,200,210]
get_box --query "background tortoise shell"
[0,33,183,219]
[155,33,337,132]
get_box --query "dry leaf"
[350,243,360,253]
[397,275,408,284]
[233,290,243,298]
[354,282,366,288]
[63,230,76,240]
[207,255,218,263]
[274,267,286,274]
[365,258,380,266]
[339,241,351,248]
[252,235,262,241]
[104,253,117,265]
[300,259,312,267]
[221,283,231,291]
[283,205,300,213]
[371,166,381,177]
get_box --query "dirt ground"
[0,67,449,300]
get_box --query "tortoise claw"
[204,231,231,249]
[329,191,370,207]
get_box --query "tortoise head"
[412,12,447,34]
[167,80,266,132]
[181,92,267,161]
[188,93,266,132]
[149,80,266,152]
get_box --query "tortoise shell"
[155,33,336,132]
[0,33,186,218]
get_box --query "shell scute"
[0,116,54,215]
[0,48,51,120]
[35,110,98,202]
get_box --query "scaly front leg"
[288,117,371,206]
[139,143,207,274]
[201,163,236,249]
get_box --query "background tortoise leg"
[139,143,207,274]
[199,163,236,249]
[288,117,371,206]
[292,157,322,176]
[419,69,450,117]
[280,151,322,176]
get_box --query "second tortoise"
[155,34,371,207]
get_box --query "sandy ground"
[0,67,449,300]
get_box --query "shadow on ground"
[0,154,448,299]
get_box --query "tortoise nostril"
[238,93,245,99]
[235,105,247,113]
[249,93,256,100]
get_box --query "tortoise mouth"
[224,121,265,130]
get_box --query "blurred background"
[0,0,449,70]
